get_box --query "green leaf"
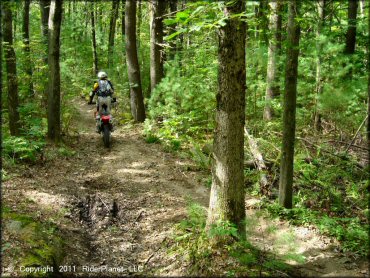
[176,11,190,22]
[163,18,178,26]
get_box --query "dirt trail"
[2,100,368,277]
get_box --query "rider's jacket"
[92,79,114,97]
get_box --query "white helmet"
[98,71,108,80]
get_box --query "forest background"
[1,0,369,275]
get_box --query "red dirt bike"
[96,99,116,148]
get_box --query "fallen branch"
[345,114,368,153]
[244,128,269,188]
[135,210,144,222]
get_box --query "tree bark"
[344,0,358,54]
[206,0,246,239]
[91,2,99,75]
[314,0,326,131]
[47,0,63,142]
[125,0,146,122]
[40,0,51,64]
[3,2,21,136]
[23,0,34,96]
[150,0,165,93]
[108,0,119,69]
[264,0,281,121]
[279,0,301,209]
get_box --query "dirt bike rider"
[88,71,115,132]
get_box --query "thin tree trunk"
[47,0,63,142]
[264,0,281,121]
[177,1,185,74]
[23,0,34,96]
[98,5,103,34]
[3,2,21,136]
[40,0,51,64]
[121,0,125,37]
[279,0,301,209]
[108,0,119,69]
[150,0,165,93]
[257,0,269,46]
[206,0,246,239]
[125,0,146,122]
[344,0,358,54]
[91,2,99,75]
[168,0,178,60]
[276,2,283,54]
[314,0,326,131]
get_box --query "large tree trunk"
[3,2,21,136]
[108,0,119,69]
[125,0,146,122]
[314,0,326,131]
[344,0,358,54]
[150,0,165,93]
[47,0,63,142]
[40,0,51,64]
[23,0,34,96]
[91,2,99,75]
[264,0,281,121]
[278,0,301,209]
[206,0,246,239]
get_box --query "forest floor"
[2,100,369,277]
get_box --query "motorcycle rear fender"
[101,115,111,123]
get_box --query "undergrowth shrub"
[3,136,45,163]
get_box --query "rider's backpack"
[97,80,113,97]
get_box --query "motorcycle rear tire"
[103,124,110,148]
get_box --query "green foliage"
[3,136,45,162]
[146,49,216,152]
[208,220,239,239]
